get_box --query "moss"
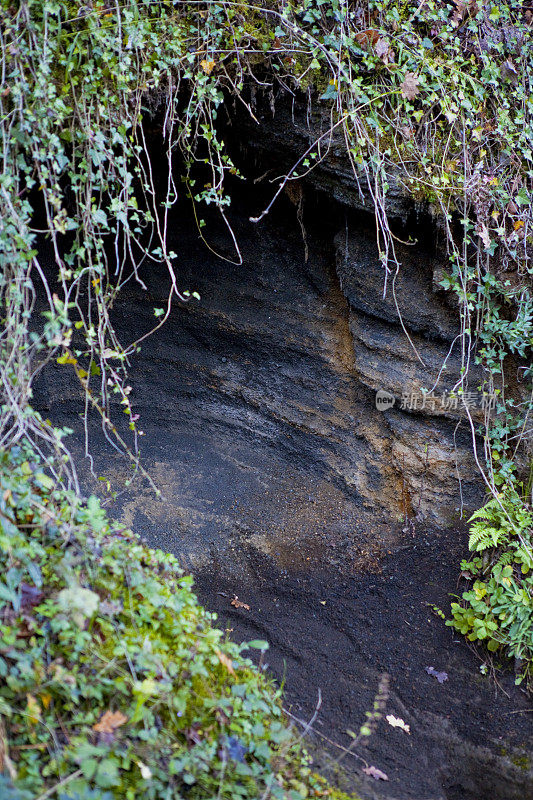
[511,754,531,772]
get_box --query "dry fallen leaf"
[200,59,215,75]
[401,72,420,101]
[355,29,380,49]
[375,38,389,57]
[363,765,389,781]
[477,223,491,249]
[501,59,518,85]
[451,0,477,27]
[215,648,236,676]
[385,714,410,734]
[375,37,394,63]
[425,665,449,684]
[93,710,128,734]
[230,595,250,610]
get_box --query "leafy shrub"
[449,489,533,688]
[0,445,356,800]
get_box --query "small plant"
[448,488,533,689]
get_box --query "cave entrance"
[32,132,532,800]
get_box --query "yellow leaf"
[200,59,215,75]
[56,354,77,366]
[26,694,41,725]
[39,693,52,710]
[215,648,235,676]
[514,220,524,231]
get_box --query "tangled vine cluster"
[0,0,532,685]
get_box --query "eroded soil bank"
[194,527,533,800]
[35,187,533,799]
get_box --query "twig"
[35,769,83,800]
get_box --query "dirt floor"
[194,525,533,800]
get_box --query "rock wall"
[35,170,484,580]
[334,227,484,522]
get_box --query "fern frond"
[468,522,508,552]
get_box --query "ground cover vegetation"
[0,444,359,799]
[0,0,532,794]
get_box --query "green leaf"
[95,758,120,788]
[34,472,55,491]
[244,640,269,650]
[515,188,530,207]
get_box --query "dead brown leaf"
[401,72,420,101]
[375,37,394,63]
[93,710,128,734]
[215,648,235,676]
[230,595,250,610]
[477,224,491,249]
[363,765,389,781]
[355,29,380,49]
[200,59,215,75]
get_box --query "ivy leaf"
[227,736,247,762]
[92,208,108,227]
[515,188,530,207]
[95,758,120,789]
[320,81,338,101]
